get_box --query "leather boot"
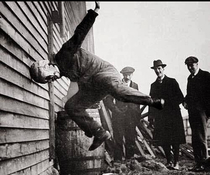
[89,127,111,151]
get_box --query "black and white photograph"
[1,1,210,175]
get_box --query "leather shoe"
[165,161,173,170]
[172,163,179,170]
[151,98,165,110]
[189,165,205,172]
[89,130,111,151]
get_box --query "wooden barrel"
[55,109,105,175]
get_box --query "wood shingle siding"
[0,1,95,174]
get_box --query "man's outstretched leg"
[94,67,165,110]
[109,80,165,110]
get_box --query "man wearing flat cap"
[120,66,135,74]
[148,59,186,170]
[104,66,141,160]
[183,56,210,172]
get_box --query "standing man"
[148,60,186,170]
[104,66,141,161]
[183,56,210,172]
[30,2,164,152]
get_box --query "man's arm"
[62,1,100,51]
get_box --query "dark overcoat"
[148,76,186,145]
[185,69,210,118]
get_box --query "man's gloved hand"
[94,1,100,12]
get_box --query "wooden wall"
[0,1,95,174]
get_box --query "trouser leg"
[124,115,137,159]
[109,80,153,105]
[94,68,162,109]
[189,110,208,165]
[112,118,124,161]
[172,144,180,165]
[64,87,107,137]
[162,144,172,164]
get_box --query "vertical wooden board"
[98,101,113,137]
[70,1,85,23]
[64,2,75,35]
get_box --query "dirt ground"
[102,151,210,175]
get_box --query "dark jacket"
[185,69,210,118]
[148,76,186,145]
[54,9,118,87]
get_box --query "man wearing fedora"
[183,56,210,172]
[104,66,141,160]
[148,60,186,170]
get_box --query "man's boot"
[150,98,165,110]
[89,127,111,151]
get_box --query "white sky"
[86,1,210,116]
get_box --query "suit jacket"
[148,76,186,145]
[185,69,210,117]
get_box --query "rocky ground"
[102,152,210,175]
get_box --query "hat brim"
[120,71,134,74]
[185,61,198,65]
[151,64,166,69]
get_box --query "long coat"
[148,76,186,145]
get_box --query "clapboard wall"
[0,1,95,175]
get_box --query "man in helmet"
[30,1,164,151]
